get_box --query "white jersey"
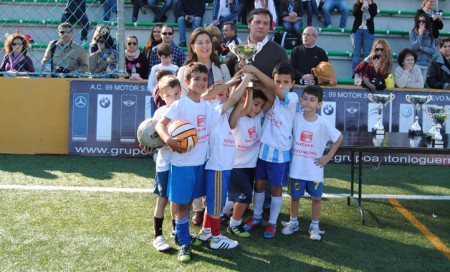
[232,113,263,168]
[289,113,341,182]
[205,100,236,171]
[153,106,172,172]
[259,91,298,162]
[165,96,209,166]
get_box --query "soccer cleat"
[308,226,325,241]
[220,214,230,226]
[210,235,239,250]
[178,245,191,262]
[264,223,276,239]
[281,221,299,235]
[152,235,170,252]
[197,229,212,242]
[227,224,251,238]
[243,216,263,231]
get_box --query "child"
[282,85,343,241]
[152,69,175,111]
[242,62,299,239]
[226,88,272,238]
[155,62,210,262]
[194,73,253,249]
[146,75,181,252]
[147,43,179,93]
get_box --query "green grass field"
[1,154,449,271]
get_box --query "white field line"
[0,185,449,200]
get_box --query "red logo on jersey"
[248,127,256,138]
[300,131,313,142]
[197,115,205,127]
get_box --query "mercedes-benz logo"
[75,96,87,108]
[123,100,135,107]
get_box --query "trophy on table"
[228,43,263,88]
[405,95,432,136]
[425,105,446,138]
[367,93,395,135]
[430,107,448,147]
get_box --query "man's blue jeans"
[322,0,349,28]
[351,28,374,75]
[148,0,172,21]
[177,16,203,43]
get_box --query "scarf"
[125,49,140,61]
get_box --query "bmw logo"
[401,106,413,118]
[99,97,111,108]
[323,104,334,115]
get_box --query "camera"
[373,54,381,60]
[434,10,443,16]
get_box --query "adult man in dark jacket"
[426,37,450,89]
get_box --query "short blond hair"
[158,75,181,95]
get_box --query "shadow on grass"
[0,154,152,180]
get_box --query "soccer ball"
[168,121,198,152]
[136,118,164,149]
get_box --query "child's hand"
[139,144,154,155]
[240,64,258,75]
[314,155,332,168]
[166,138,186,154]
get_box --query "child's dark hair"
[272,62,295,82]
[157,43,173,57]
[302,85,323,102]
[184,62,208,81]
[155,69,174,82]
[253,89,268,101]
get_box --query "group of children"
[143,61,343,263]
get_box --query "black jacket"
[426,53,450,89]
[351,2,377,34]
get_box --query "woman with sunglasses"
[125,35,149,80]
[410,13,435,81]
[89,25,114,55]
[415,0,444,40]
[0,33,35,73]
[354,39,392,91]
[90,34,116,76]
[143,24,163,62]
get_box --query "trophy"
[405,95,432,136]
[425,106,446,138]
[430,107,448,147]
[228,43,263,88]
[368,93,395,135]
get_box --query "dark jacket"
[426,53,450,89]
[281,0,303,19]
[175,0,206,18]
[351,2,377,34]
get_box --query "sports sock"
[311,220,320,229]
[210,217,221,237]
[290,217,298,225]
[268,196,282,225]
[253,192,265,218]
[229,217,242,227]
[175,215,190,246]
[202,212,211,229]
[172,219,176,233]
[154,216,164,238]
[221,200,234,215]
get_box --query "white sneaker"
[210,235,238,250]
[281,221,299,235]
[152,235,170,251]
[308,226,325,241]
[197,229,212,242]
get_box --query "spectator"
[354,39,393,92]
[416,0,444,40]
[254,0,278,29]
[0,33,35,73]
[143,24,163,61]
[147,43,179,92]
[205,25,227,56]
[175,0,206,47]
[321,0,349,29]
[148,0,172,22]
[212,0,240,29]
[89,34,116,76]
[394,48,424,88]
[290,26,328,84]
[410,13,435,81]
[238,0,254,24]
[149,25,186,70]
[281,0,304,45]
[222,21,242,55]
[125,35,149,80]
[302,0,323,26]
[89,25,113,55]
[426,37,450,89]
[351,0,377,76]
[61,0,90,45]
[103,0,117,21]
[131,0,147,22]
[41,22,88,75]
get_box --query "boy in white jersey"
[155,63,210,262]
[283,85,342,241]
[194,73,254,249]
[226,89,272,238]
[242,63,299,238]
[143,75,181,252]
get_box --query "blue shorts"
[153,170,169,197]
[255,159,289,187]
[205,170,230,216]
[288,178,323,198]
[227,168,255,204]
[168,164,206,204]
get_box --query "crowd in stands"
[0,0,448,89]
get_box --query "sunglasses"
[11,42,22,46]
[161,32,173,36]
[418,20,427,23]
[127,42,137,45]
[375,48,384,52]
[59,31,69,34]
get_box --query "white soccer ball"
[136,118,164,149]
